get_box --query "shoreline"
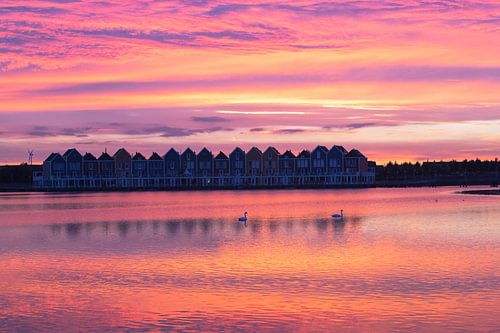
[0,183,498,193]
[459,189,500,196]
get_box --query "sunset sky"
[1,0,499,164]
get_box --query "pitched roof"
[113,148,130,158]
[264,146,280,156]
[215,151,228,159]
[368,161,376,167]
[331,145,348,154]
[312,145,329,154]
[198,147,213,158]
[164,148,179,157]
[98,152,114,161]
[132,152,146,160]
[345,149,366,158]
[148,152,163,161]
[229,147,245,156]
[83,152,97,160]
[297,150,311,158]
[181,147,195,155]
[280,150,296,159]
[63,148,81,158]
[247,146,263,155]
[44,152,58,162]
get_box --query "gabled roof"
[264,146,280,156]
[148,152,163,161]
[297,150,311,158]
[345,149,366,158]
[164,148,179,157]
[181,147,195,156]
[229,147,245,156]
[368,161,376,167]
[215,151,228,159]
[280,150,296,159]
[132,152,146,160]
[113,148,130,158]
[83,152,97,160]
[198,147,213,158]
[330,145,348,154]
[63,148,82,158]
[312,145,329,154]
[247,146,263,156]
[98,152,114,161]
[44,152,58,162]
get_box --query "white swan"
[238,211,248,222]
[332,209,344,220]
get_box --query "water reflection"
[39,216,361,245]
[0,188,499,332]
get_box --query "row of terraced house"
[34,145,376,189]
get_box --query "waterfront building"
[229,147,245,186]
[197,148,214,185]
[98,151,115,177]
[83,153,98,178]
[36,145,376,189]
[246,147,263,185]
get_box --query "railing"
[33,172,376,189]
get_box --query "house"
[263,146,280,176]
[344,149,368,174]
[164,148,180,177]
[311,145,329,175]
[328,145,347,175]
[98,151,115,177]
[214,151,229,185]
[246,147,263,176]
[63,148,83,177]
[296,150,311,175]
[83,153,98,177]
[197,147,213,178]
[229,147,245,186]
[148,152,164,177]
[279,150,296,175]
[43,153,66,178]
[132,152,147,177]
[114,148,132,178]
[344,149,369,184]
[180,148,196,177]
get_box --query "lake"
[0,187,499,332]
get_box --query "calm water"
[0,187,499,332]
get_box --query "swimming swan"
[332,209,344,220]
[238,211,248,222]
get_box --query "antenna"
[28,149,34,165]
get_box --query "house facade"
[36,145,376,189]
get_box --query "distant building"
[37,144,376,189]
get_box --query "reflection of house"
[37,145,376,189]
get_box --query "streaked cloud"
[1,0,499,163]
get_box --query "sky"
[1,0,499,164]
